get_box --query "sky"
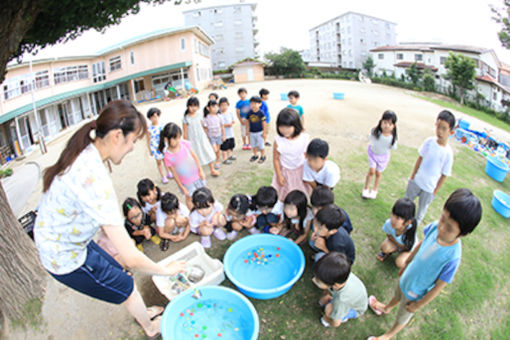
[17,0,510,65]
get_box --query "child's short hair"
[192,187,215,210]
[310,186,334,207]
[259,88,270,96]
[219,97,229,105]
[237,87,247,95]
[306,138,329,159]
[250,96,262,104]
[147,107,161,119]
[254,186,278,208]
[209,92,219,100]
[159,123,182,152]
[314,252,351,286]
[444,188,482,236]
[136,178,160,207]
[276,108,303,138]
[161,192,179,214]
[437,110,456,130]
[288,90,300,98]
[122,197,142,217]
[316,204,345,230]
[228,194,250,215]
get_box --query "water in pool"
[176,299,251,339]
[230,245,298,289]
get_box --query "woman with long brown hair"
[34,100,184,339]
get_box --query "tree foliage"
[405,62,422,87]
[491,0,510,49]
[422,71,436,92]
[265,48,306,77]
[444,52,476,104]
[362,56,375,76]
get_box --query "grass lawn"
[207,142,510,340]
[415,95,510,134]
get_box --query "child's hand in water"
[165,261,187,276]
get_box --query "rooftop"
[309,11,397,31]
[182,3,256,14]
[371,43,492,55]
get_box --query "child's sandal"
[376,252,388,262]
[368,295,384,316]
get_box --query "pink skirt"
[271,164,311,201]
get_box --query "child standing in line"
[246,96,267,163]
[303,138,341,191]
[252,186,281,233]
[287,90,305,126]
[136,178,162,223]
[203,99,225,170]
[270,190,313,245]
[219,97,236,164]
[182,97,220,177]
[310,205,355,264]
[363,110,398,199]
[377,198,418,268]
[219,194,259,240]
[272,108,310,201]
[160,123,206,210]
[405,110,455,225]
[189,187,226,248]
[313,252,368,328]
[368,189,482,340]
[259,88,271,146]
[146,108,172,184]
[122,198,161,253]
[155,192,190,251]
[236,88,251,150]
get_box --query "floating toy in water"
[192,289,202,300]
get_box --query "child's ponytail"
[392,197,416,251]
[402,218,417,251]
[158,123,182,153]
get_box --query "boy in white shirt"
[405,110,455,226]
[303,138,341,191]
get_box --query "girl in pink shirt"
[160,123,205,209]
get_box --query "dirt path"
[8,79,510,339]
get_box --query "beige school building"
[0,26,214,162]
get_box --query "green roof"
[0,61,192,124]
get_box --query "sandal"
[257,156,266,164]
[368,295,384,316]
[160,239,169,251]
[145,315,162,340]
[147,305,164,321]
[249,155,259,162]
[376,252,388,262]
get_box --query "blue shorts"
[49,241,134,304]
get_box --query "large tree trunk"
[0,182,46,323]
[0,1,43,82]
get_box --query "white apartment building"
[370,43,510,112]
[308,11,397,69]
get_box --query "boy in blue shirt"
[236,88,251,150]
[246,96,267,163]
[287,90,304,126]
[259,88,271,146]
[367,188,482,340]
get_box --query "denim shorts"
[49,241,134,304]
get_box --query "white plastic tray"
[152,242,225,301]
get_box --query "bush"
[371,76,417,90]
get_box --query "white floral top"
[34,144,123,275]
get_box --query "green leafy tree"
[491,1,510,48]
[0,0,192,325]
[444,52,476,104]
[405,62,422,87]
[362,56,375,77]
[265,48,306,78]
[423,71,436,92]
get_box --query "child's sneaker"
[214,163,221,170]
[242,144,249,150]
[229,155,237,161]
[248,227,260,235]
[213,228,227,240]
[162,176,169,184]
[246,145,252,150]
[151,235,161,245]
[167,172,173,179]
[249,155,259,162]
[258,156,266,164]
[136,243,144,252]
[223,159,232,165]
[201,236,211,248]
[361,188,371,199]
[369,190,378,199]
[320,316,331,327]
[226,230,238,240]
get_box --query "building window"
[414,54,423,62]
[235,47,245,53]
[181,38,186,51]
[54,65,89,84]
[109,56,121,72]
[235,32,243,39]
[198,41,210,57]
[234,19,242,25]
[193,11,201,17]
[214,21,224,28]
[233,6,241,13]
[397,53,403,60]
[218,62,226,68]
[493,92,497,100]
[35,70,50,89]
[378,53,384,60]
[133,79,145,92]
[92,61,106,83]
[213,8,222,14]
[130,51,135,65]
[215,34,224,41]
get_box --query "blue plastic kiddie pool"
[485,156,509,182]
[223,234,305,300]
[161,286,259,340]
[492,190,510,218]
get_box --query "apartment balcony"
[253,28,259,35]
[252,15,258,22]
